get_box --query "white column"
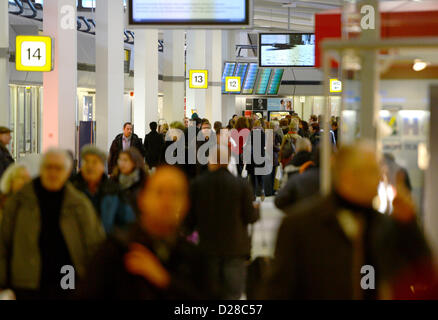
[95,0,125,152]
[163,30,185,123]
[134,29,159,138]
[359,0,380,142]
[42,0,77,153]
[222,31,236,123]
[207,30,226,124]
[0,0,8,128]
[186,30,208,119]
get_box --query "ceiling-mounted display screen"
[129,0,250,26]
[267,69,284,95]
[242,63,259,95]
[255,68,272,95]
[221,62,237,93]
[230,63,249,94]
[259,33,315,67]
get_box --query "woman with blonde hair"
[0,164,31,223]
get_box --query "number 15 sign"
[16,36,53,72]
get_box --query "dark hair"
[149,122,158,131]
[311,122,320,132]
[113,147,146,176]
[235,117,248,130]
[214,121,222,132]
[123,122,132,129]
[301,120,309,132]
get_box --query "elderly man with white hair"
[0,148,105,300]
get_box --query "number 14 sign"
[16,35,53,72]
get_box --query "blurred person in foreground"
[79,166,215,299]
[185,145,259,299]
[0,164,31,224]
[108,122,144,176]
[266,141,434,299]
[0,149,105,300]
[111,148,147,216]
[72,145,136,234]
[0,127,14,180]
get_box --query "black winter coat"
[144,130,164,168]
[0,144,14,179]
[78,224,218,299]
[265,194,432,299]
[185,168,259,257]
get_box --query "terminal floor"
[250,197,285,259]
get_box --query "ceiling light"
[413,59,428,72]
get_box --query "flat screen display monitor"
[230,63,249,94]
[242,63,259,95]
[255,68,272,95]
[221,62,237,93]
[259,33,315,67]
[129,0,250,26]
[267,69,284,95]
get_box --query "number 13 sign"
[16,36,53,72]
[189,70,208,89]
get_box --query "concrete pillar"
[134,29,159,138]
[222,31,237,123]
[186,30,208,119]
[424,85,438,261]
[359,0,380,142]
[163,30,185,123]
[207,30,224,124]
[42,0,77,153]
[95,0,125,152]
[0,0,9,128]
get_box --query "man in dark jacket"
[266,142,433,299]
[185,145,259,299]
[79,166,216,299]
[71,145,135,234]
[108,122,144,176]
[144,122,164,169]
[0,127,14,180]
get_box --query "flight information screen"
[255,68,272,95]
[221,62,237,93]
[130,0,249,25]
[259,33,315,67]
[242,63,259,95]
[267,69,284,95]
[231,63,249,94]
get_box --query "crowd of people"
[0,110,437,300]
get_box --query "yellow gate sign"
[225,76,241,92]
[16,35,53,72]
[189,70,208,89]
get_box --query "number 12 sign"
[189,70,208,89]
[225,77,241,93]
[16,36,53,72]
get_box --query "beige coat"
[0,181,105,290]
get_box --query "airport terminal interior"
[1,0,438,302]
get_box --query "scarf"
[119,168,140,190]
